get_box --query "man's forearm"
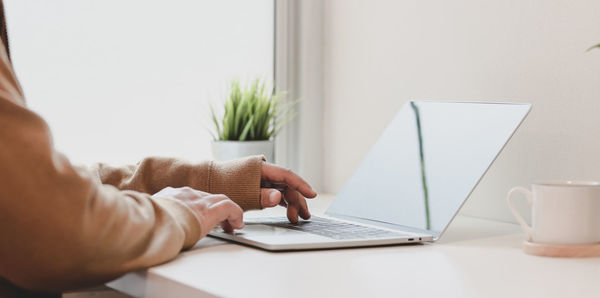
[0,95,201,292]
[93,155,265,211]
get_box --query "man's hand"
[152,187,244,236]
[260,163,318,223]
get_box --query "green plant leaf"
[208,78,298,141]
[239,115,254,141]
[587,43,600,52]
[209,104,222,140]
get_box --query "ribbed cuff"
[208,155,265,211]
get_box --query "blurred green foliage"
[210,79,296,141]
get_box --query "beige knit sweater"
[0,38,264,293]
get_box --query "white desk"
[107,195,600,298]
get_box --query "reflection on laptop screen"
[326,101,531,236]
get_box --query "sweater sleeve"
[91,155,265,211]
[0,45,201,291]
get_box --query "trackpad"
[218,223,333,245]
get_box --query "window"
[6,0,274,165]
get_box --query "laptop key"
[257,217,409,240]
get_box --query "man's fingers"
[287,189,310,220]
[296,191,311,220]
[279,199,288,208]
[220,220,234,233]
[203,194,231,204]
[286,202,299,223]
[260,188,282,208]
[262,164,317,198]
[285,188,311,223]
[210,199,244,230]
[154,188,246,237]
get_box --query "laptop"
[209,101,531,250]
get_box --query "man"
[0,1,317,296]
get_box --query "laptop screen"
[325,101,531,237]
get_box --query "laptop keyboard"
[253,216,410,240]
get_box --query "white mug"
[507,181,600,244]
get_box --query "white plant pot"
[211,140,274,162]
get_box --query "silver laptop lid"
[326,101,531,239]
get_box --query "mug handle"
[507,187,533,241]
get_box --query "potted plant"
[209,79,294,161]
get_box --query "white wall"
[323,0,600,222]
[274,0,325,190]
[5,0,273,166]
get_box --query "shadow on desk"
[436,215,522,244]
